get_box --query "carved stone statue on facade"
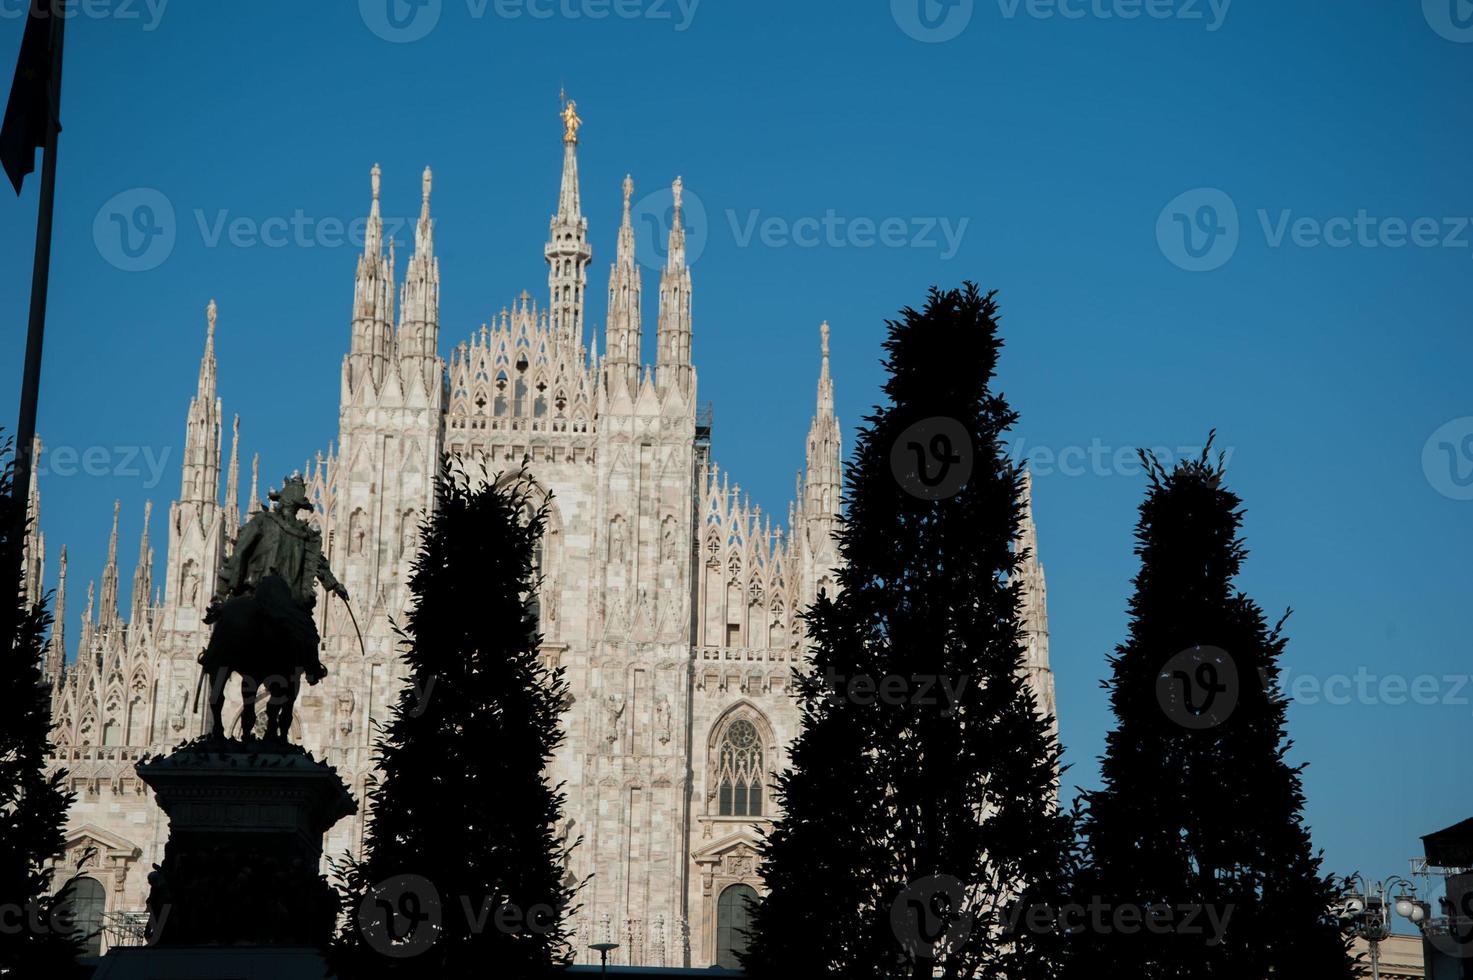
[336,688,355,737]
[610,517,626,562]
[655,692,673,745]
[604,693,626,749]
[198,476,350,742]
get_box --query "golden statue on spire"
[561,96,582,145]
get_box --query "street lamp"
[1338,874,1422,980]
[589,941,619,976]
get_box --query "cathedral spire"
[366,162,382,259]
[98,500,122,633]
[1015,469,1057,729]
[248,452,260,516]
[803,321,841,559]
[22,435,43,608]
[224,414,241,540]
[399,166,440,367]
[45,544,67,683]
[199,299,217,399]
[546,97,591,351]
[816,320,834,417]
[605,174,642,393]
[655,177,693,396]
[180,300,223,505]
[349,164,396,392]
[131,500,153,626]
[80,579,96,663]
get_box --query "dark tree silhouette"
[745,285,1075,978]
[1074,443,1351,978]
[333,464,580,978]
[0,436,85,976]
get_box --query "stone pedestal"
[92,738,356,980]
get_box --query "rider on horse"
[203,475,348,689]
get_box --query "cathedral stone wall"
[27,107,1054,969]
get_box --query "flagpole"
[11,3,65,583]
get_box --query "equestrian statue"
[197,475,355,743]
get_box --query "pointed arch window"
[716,718,764,817]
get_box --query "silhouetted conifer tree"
[1073,444,1350,978]
[333,464,579,979]
[746,286,1075,978]
[0,437,85,977]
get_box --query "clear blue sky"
[3,0,1471,915]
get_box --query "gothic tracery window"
[715,718,764,817]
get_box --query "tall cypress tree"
[1074,445,1350,978]
[333,465,579,979]
[746,285,1075,978]
[0,437,85,976]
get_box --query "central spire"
[546,94,592,351]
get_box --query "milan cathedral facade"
[22,109,1057,969]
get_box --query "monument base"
[91,945,332,980]
[130,737,356,950]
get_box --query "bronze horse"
[198,574,324,742]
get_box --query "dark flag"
[0,0,58,194]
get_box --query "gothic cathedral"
[22,105,1057,969]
